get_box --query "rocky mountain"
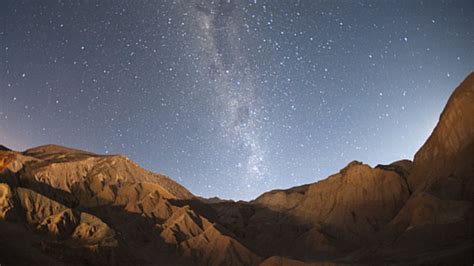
[0,73,473,265]
[0,145,11,151]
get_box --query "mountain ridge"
[0,72,473,265]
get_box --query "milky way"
[0,0,473,199]
[190,1,268,184]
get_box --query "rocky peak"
[409,72,474,199]
[0,73,473,265]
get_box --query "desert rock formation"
[0,72,473,265]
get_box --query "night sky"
[1,1,473,200]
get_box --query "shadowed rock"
[0,145,11,151]
[0,73,473,265]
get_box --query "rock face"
[248,161,411,257]
[372,72,474,264]
[0,73,473,265]
[409,73,474,201]
[0,145,259,266]
[0,145,11,151]
[21,144,194,201]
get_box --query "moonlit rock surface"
[0,73,473,265]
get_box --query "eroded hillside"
[0,73,473,265]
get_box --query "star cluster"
[1,0,473,200]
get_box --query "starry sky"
[1,1,473,200]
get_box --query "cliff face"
[0,73,473,265]
[409,73,474,201]
[374,73,474,264]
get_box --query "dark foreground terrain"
[1,73,473,265]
